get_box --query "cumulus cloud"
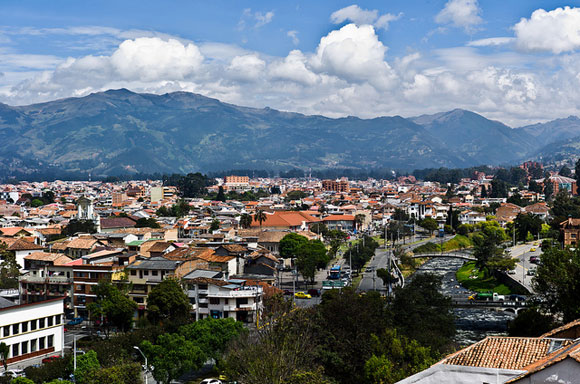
[330,5,401,31]
[514,6,580,54]
[227,54,265,81]
[435,0,483,32]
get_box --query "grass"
[413,235,473,254]
[456,261,512,295]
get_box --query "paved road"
[358,235,454,292]
[507,242,541,293]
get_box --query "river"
[413,257,516,346]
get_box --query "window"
[30,320,37,331]
[21,322,27,333]
[39,337,45,350]
[21,341,28,355]
[572,233,577,239]
[12,324,18,335]
[12,344,18,357]
[143,270,149,276]
[130,270,137,276]
[47,317,53,327]
[54,315,61,325]
[209,297,220,305]
[48,335,54,348]
[152,270,158,276]
[3,326,9,338]
[39,318,45,328]
[31,339,37,352]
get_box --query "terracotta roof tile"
[6,238,44,251]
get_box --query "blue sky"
[2,1,580,126]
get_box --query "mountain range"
[0,89,579,179]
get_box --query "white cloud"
[238,9,275,30]
[435,0,483,32]
[269,50,318,86]
[227,54,265,81]
[287,30,299,45]
[254,11,275,28]
[110,38,203,81]
[514,6,580,54]
[330,5,401,31]
[467,37,515,47]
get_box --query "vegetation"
[135,217,160,228]
[62,219,97,236]
[239,213,253,229]
[147,279,191,326]
[456,261,511,295]
[343,236,380,271]
[155,199,191,217]
[163,173,214,198]
[87,281,137,334]
[0,243,21,288]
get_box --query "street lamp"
[134,346,148,384]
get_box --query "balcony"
[20,276,72,284]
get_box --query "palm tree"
[239,213,253,229]
[0,342,8,371]
[254,209,267,231]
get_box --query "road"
[506,242,541,293]
[358,235,454,292]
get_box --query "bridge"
[449,295,529,315]
[411,251,476,261]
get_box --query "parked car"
[307,289,321,297]
[200,379,222,384]
[0,369,25,377]
[67,317,84,326]
[509,294,526,302]
[530,256,540,264]
[527,268,536,276]
[507,269,516,275]
[294,291,312,299]
[41,355,62,364]
[530,247,537,252]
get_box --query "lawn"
[456,261,512,295]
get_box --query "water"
[414,257,515,346]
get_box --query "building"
[0,298,65,365]
[322,214,356,231]
[561,218,580,246]
[185,275,262,323]
[322,179,350,193]
[224,176,250,192]
[548,175,578,195]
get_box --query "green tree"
[364,329,437,384]
[480,184,488,198]
[392,208,409,221]
[534,247,580,323]
[87,281,137,333]
[528,179,542,193]
[295,240,329,282]
[490,179,509,198]
[508,308,555,337]
[10,378,35,384]
[254,209,267,230]
[418,218,438,236]
[472,224,513,272]
[560,165,572,177]
[63,219,97,236]
[142,333,205,384]
[30,199,44,208]
[85,363,142,384]
[0,245,21,289]
[309,222,329,237]
[163,172,214,198]
[279,233,309,259]
[216,186,226,202]
[0,342,8,371]
[326,229,347,257]
[576,158,580,185]
[544,181,554,200]
[179,318,245,362]
[376,268,396,288]
[239,213,253,229]
[147,278,190,326]
[71,350,100,384]
[135,217,160,228]
[210,218,221,232]
[392,273,455,353]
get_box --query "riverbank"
[456,261,511,295]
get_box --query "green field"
[456,261,511,295]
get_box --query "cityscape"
[2,1,580,384]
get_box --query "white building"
[0,298,65,365]
[185,275,263,324]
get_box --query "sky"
[2,1,580,126]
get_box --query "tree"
[472,226,514,272]
[210,218,220,232]
[63,219,97,236]
[0,342,8,371]
[147,278,190,326]
[445,206,459,230]
[163,172,214,198]
[310,222,329,237]
[179,318,245,362]
[534,247,580,323]
[490,179,509,198]
[254,209,267,230]
[10,378,34,384]
[376,268,396,288]
[392,273,455,353]
[392,208,409,222]
[544,181,554,200]
[576,159,580,184]
[480,184,488,198]
[514,213,542,242]
[141,333,205,384]
[239,213,253,229]
[560,165,572,177]
[71,350,100,384]
[508,308,555,337]
[279,233,309,259]
[135,217,160,228]
[418,218,438,236]
[87,281,137,334]
[326,229,347,257]
[31,199,44,207]
[216,186,226,202]
[0,244,20,289]
[295,240,329,282]
[85,363,141,384]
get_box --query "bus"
[329,265,341,279]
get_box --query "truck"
[468,292,505,302]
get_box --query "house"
[185,276,263,323]
[63,236,105,258]
[561,218,580,246]
[459,211,486,226]
[495,203,523,227]
[0,298,65,366]
[4,238,45,270]
[523,202,550,221]
[99,217,137,233]
[20,252,73,310]
[243,249,279,276]
[250,211,319,231]
[322,214,356,231]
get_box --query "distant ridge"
[0,89,578,178]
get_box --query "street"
[507,242,541,293]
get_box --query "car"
[529,256,539,263]
[66,317,84,326]
[307,288,321,297]
[507,269,516,275]
[527,268,536,276]
[365,267,373,273]
[42,355,62,364]
[294,291,312,299]
[200,379,222,384]
[283,289,293,296]
[0,369,25,377]
[530,247,537,252]
[509,294,526,302]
